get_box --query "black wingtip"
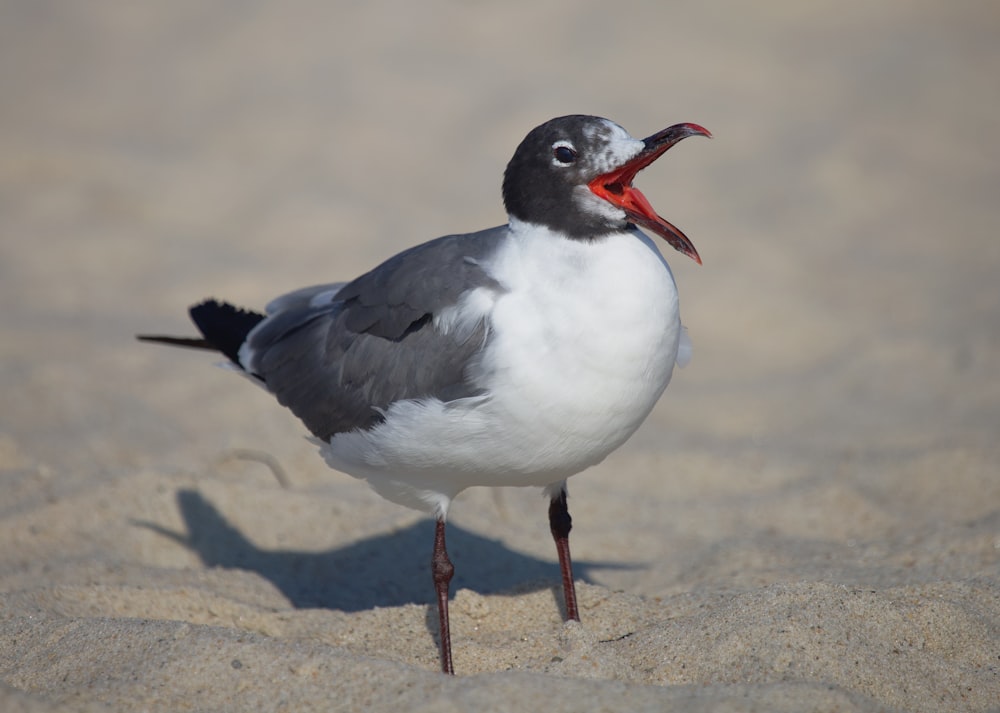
[188,299,266,365]
[136,335,214,350]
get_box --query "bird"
[139,114,710,674]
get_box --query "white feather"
[319,221,686,517]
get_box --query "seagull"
[139,114,710,674]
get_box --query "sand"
[1,1,998,711]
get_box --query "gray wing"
[243,226,508,440]
[264,282,347,314]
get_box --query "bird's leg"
[548,488,580,621]
[432,518,455,674]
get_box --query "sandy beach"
[1,1,998,710]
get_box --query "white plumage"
[318,219,687,517]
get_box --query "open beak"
[588,122,711,264]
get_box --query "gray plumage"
[240,228,506,440]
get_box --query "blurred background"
[2,5,999,705]
[1,0,997,506]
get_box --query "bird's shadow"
[134,489,630,616]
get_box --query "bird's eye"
[552,145,577,164]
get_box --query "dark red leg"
[548,489,580,621]
[432,518,455,674]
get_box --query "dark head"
[502,115,710,263]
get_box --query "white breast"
[474,221,682,472]
[319,221,684,516]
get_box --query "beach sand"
[1,1,998,710]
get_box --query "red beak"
[588,122,711,264]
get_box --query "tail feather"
[137,299,266,367]
[189,299,266,365]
